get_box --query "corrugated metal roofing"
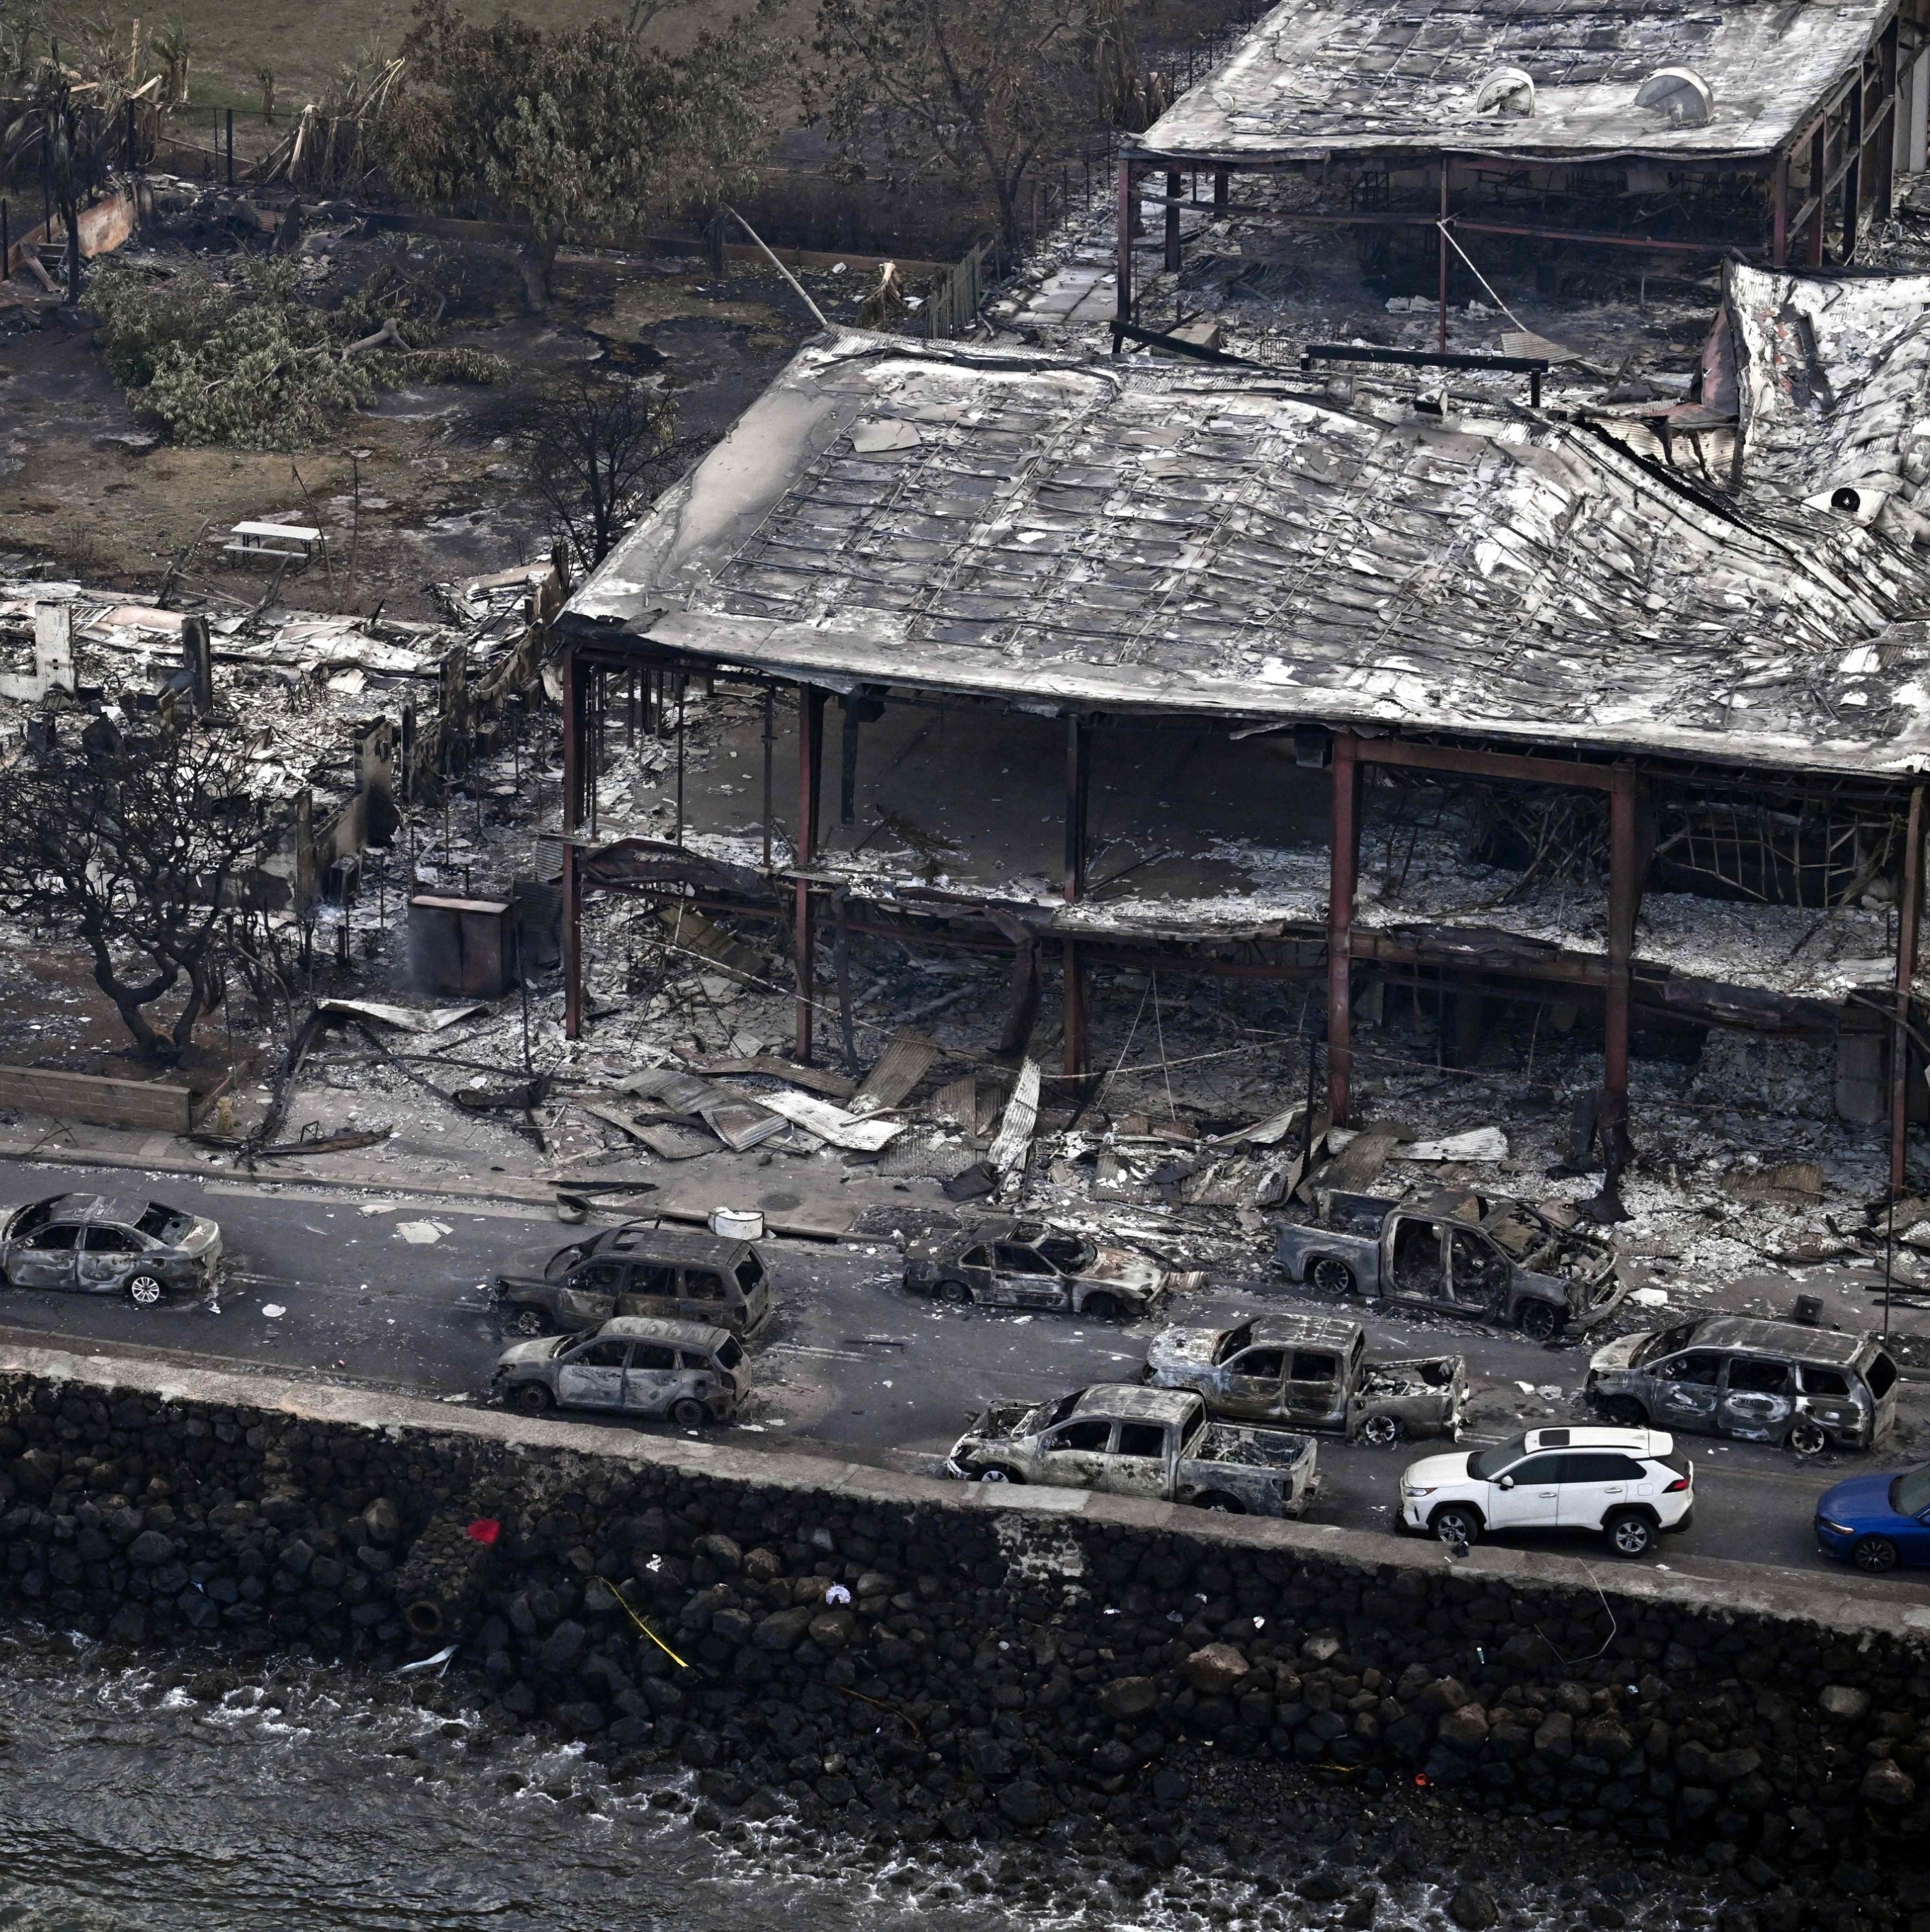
[567,328,1930,778]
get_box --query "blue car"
[1815,1464,1930,1573]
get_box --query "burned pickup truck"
[1144,1312,1464,1445]
[1277,1191,1625,1340]
[945,1385,1319,1517]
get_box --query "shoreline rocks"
[4,1364,1930,1922]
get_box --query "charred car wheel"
[125,1273,166,1308]
[1853,1534,1900,1573]
[938,1280,972,1305]
[1360,1414,1403,1447]
[510,1384,553,1417]
[1516,1301,1562,1343]
[670,1398,708,1430]
[1309,1257,1356,1296]
[1082,1292,1122,1321]
[1606,1510,1657,1558]
[1602,1396,1647,1430]
[506,1306,551,1338]
[1197,1492,1247,1514]
[1788,1420,1829,1457]
[974,1465,1021,1484]
[1430,1505,1482,1548]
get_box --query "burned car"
[1144,1311,1464,1444]
[0,1193,222,1306]
[490,1316,749,1427]
[904,1217,1203,1319]
[1277,1190,1624,1339]
[1587,1314,1898,1455]
[493,1221,774,1339]
[946,1384,1319,1517]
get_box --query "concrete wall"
[4,1342,1929,1899]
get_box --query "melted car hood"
[495,1337,566,1368]
[1145,1326,1224,1372]
[1084,1250,1166,1292]
[1590,1333,1650,1372]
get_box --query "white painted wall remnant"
[0,602,76,703]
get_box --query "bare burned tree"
[516,367,700,567]
[0,720,287,1062]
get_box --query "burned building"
[1116,0,1930,329]
[553,261,1930,1204]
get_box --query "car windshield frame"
[1213,1322,1255,1364]
[1635,1321,1699,1367]
[1468,1436,1530,1480]
[1891,1466,1930,1517]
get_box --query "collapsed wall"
[2,1342,1928,1895]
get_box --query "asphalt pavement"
[0,1158,1922,1593]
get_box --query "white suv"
[1399,1425,1693,1557]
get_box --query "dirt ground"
[0,202,860,621]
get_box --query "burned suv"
[904,1218,1203,1320]
[493,1222,774,1339]
[1587,1314,1898,1455]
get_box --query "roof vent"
[1634,67,1713,127]
[1474,66,1535,116]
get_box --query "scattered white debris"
[261,1304,286,1318]
[396,1220,452,1245]
[1404,1127,1508,1163]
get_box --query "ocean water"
[0,1626,1707,1932]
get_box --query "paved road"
[0,1160,1922,1593]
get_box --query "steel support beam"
[1355,736,1620,790]
[561,643,585,1040]
[1892,784,1925,1195]
[794,684,827,1062]
[1326,732,1362,1125]
[1164,167,1183,275]
[562,839,582,1042]
[1604,770,1641,1106]
[1809,120,1829,264]
[1115,161,1136,328]
[1063,713,1093,1080]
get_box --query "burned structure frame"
[554,321,1930,1199]
[1115,0,1930,337]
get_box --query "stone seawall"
[4,1342,1930,1915]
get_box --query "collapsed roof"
[565,323,1930,780]
[1732,262,1930,551]
[1126,0,1892,165]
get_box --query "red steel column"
[1326,732,1360,1125]
[1062,713,1092,1079]
[794,684,826,1062]
[561,643,583,1040]
[1604,769,1639,1105]
[1892,784,1925,1195]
